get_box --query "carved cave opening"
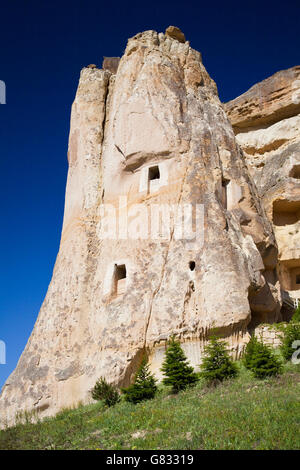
[148,165,161,194]
[113,264,127,295]
[149,165,160,181]
[189,261,196,271]
[289,164,300,179]
[272,199,300,226]
[280,259,300,292]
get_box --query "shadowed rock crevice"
[225,64,300,322]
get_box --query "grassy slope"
[0,362,299,450]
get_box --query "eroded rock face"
[225,66,300,313]
[165,26,186,43]
[102,57,120,74]
[0,29,280,426]
[225,67,300,132]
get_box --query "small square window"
[115,264,126,280]
[149,166,160,181]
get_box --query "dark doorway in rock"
[189,261,196,271]
[149,165,160,181]
[279,259,300,291]
[114,264,127,295]
[273,199,300,226]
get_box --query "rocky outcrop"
[225,66,300,133]
[225,66,300,313]
[102,57,120,74]
[0,28,281,426]
[165,26,186,43]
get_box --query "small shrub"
[161,337,198,393]
[243,335,260,370]
[91,377,120,407]
[248,340,282,378]
[122,357,157,404]
[281,322,300,361]
[200,336,238,384]
[291,304,300,323]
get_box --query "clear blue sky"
[0,0,299,389]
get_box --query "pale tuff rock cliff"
[0,28,280,425]
[225,66,300,314]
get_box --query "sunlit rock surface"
[225,66,300,314]
[0,29,280,426]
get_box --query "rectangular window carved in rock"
[222,178,229,209]
[281,262,300,291]
[113,264,127,295]
[149,165,160,180]
[148,165,160,194]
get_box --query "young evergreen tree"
[281,322,300,361]
[122,357,157,404]
[249,340,282,379]
[243,335,260,370]
[291,304,300,323]
[200,336,238,384]
[91,377,120,407]
[161,337,198,393]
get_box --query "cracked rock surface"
[0,29,281,426]
[225,66,300,303]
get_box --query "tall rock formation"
[0,28,280,425]
[225,66,300,315]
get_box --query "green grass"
[1,362,299,450]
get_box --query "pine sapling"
[243,334,260,370]
[91,377,120,407]
[161,337,198,393]
[291,304,300,323]
[200,336,238,385]
[249,340,282,379]
[122,357,157,404]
